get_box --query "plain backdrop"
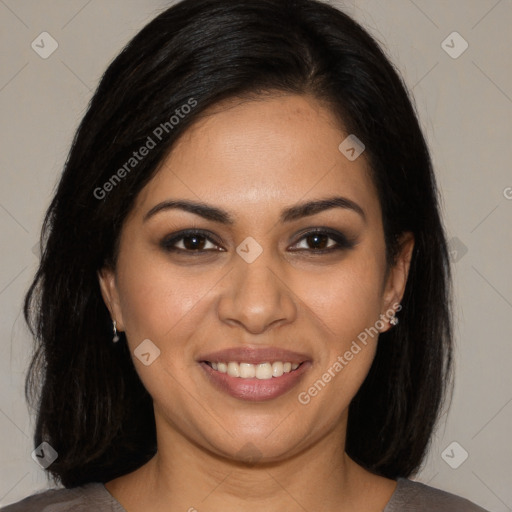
[0,0,511,510]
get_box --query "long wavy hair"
[24,0,453,487]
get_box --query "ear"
[380,231,414,331]
[98,266,125,331]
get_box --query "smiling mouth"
[204,361,302,379]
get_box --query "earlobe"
[381,232,415,329]
[97,267,125,331]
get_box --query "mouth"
[197,347,311,401]
[203,360,302,379]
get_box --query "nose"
[217,249,297,335]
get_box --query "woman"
[1,0,490,510]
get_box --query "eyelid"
[289,227,356,251]
[160,229,225,251]
[160,227,356,254]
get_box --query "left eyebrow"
[280,196,366,224]
[143,195,366,224]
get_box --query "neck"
[105,419,396,512]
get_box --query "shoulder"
[0,482,123,512]
[384,478,491,512]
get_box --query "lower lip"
[199,362,311,401]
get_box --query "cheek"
[294,254,385,341]
[291,246,385,411]
[115,248,211,346]
[294,267,382,427]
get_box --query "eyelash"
[160,228,355,255]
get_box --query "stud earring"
[112,320,119,343]
[389,313,399,326]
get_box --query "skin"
[99,93,414,512]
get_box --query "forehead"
[132,94,380,223]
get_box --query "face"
[99,93,413,463]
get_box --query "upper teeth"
[209,361,300,379]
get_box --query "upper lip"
[198,346,311,365]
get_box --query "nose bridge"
[217,239,297,333]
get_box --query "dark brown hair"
[25,0,453,487]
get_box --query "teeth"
[227,361,240,377]
[256,362,272,380]
[208,361,301,379]
[239,363,256,378]
[272,361,283,377]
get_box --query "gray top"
[0,477,491,511]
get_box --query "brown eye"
[161,230,223,253]
[179,234,209,251]
[290,228,355,253]
[303,233,332,250]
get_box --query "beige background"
[0,0,511,510]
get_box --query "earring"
[112,320,119,343]
[389,314,399,326]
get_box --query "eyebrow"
[143,195,366,224]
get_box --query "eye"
[290,228,355,253]
[160,229,223,253]
[160,228,355,255]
